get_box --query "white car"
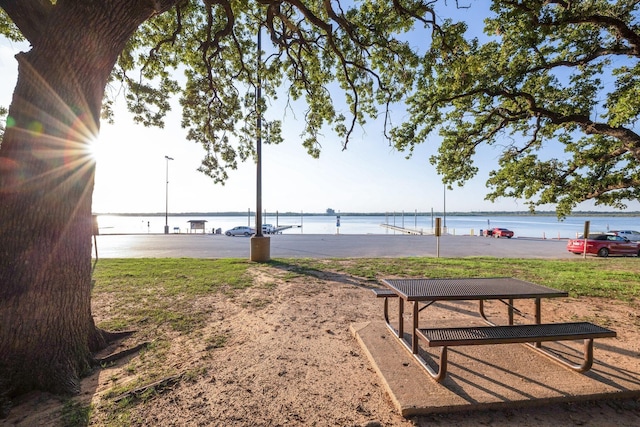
[262,224,275,234]
[610,230,640,241]
[225,226,255,236]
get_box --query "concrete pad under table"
[351,320,640,417]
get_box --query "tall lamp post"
[255,24,263,239]
[164,155,174,234]
[250,20,270,261]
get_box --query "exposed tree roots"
[111,373,184,403]
[95,341,151,366]
[100,329,136,343]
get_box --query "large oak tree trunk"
[0,1,171,415]
[0,47,99,401]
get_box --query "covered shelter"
[187,219,208,234]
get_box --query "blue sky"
[1,6,639,215]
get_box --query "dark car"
[567,233,640,257]
[491,227,514,238]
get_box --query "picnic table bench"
[417,322,616,382]
[374,278,617,382]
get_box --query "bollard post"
[435,217,441,258]
[583,221,590,259]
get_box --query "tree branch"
[0,0,52,44]
[562,14,640,55]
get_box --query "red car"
[491,227,514,238]
[567,234,640,257]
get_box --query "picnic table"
[375,277,616,382]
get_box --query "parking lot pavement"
[94,234,570,259]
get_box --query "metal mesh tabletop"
[381,277,568,301]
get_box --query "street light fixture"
[164,155,174,234]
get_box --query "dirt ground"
[3,266,640,426]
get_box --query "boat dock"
[380,224,428,235]
[266,225,301,234]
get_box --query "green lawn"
[92,257,640,334]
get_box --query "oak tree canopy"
[393,0,640,217]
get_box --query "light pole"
[164,155,174,234]
[255,24,263,239]
[250,19,270,261]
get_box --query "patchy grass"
[92,258,253,333]
[60,400,92,427]
[89,258,256,423]
[93,258,640,335]
[273,257,640,302]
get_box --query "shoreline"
[93,210,640,218]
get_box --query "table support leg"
[508,298,514,325]
[479,300,495,326]
[525,339,594,372]
[383,297,391,328]
[414,347,448,383]
[535,297,542,348]
[412,301,419,354]
[398,298,404,339]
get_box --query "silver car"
[610,230,640,241]
[225,226,255,236]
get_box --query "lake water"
[95,213,640,239]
